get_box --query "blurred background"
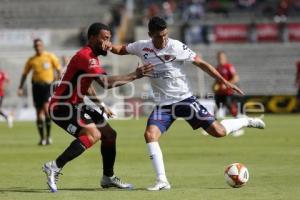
[0,0,299,120]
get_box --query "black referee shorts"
[32,82,51,109]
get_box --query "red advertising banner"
[256,24,279,42]
[288,23,300,41]
[214,24,248,42]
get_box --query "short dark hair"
[33,38,42,45]
[148,16,167,33]
[87,23,110,39]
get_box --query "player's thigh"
[98,122,117,142]
[78,123,101,143]
[175,96,215,131]
[32,83,44,110]
[146,106,175,140]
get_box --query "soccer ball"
[224,163,249,188]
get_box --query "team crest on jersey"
[88,58,98,68]
[164,55,171,61]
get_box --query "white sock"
[147,142,168,182]
[220,118,249,135]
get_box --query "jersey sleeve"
[49,53,61,70]
[78,55,106,75]
[228,64,236,76]
[22,59,32,75]
[173,40,197,62]
[126,41,143,56]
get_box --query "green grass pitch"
[0,115,299,200]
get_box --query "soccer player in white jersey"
[109,16,265,191]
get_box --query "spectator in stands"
[208,0,230,17]
[182,0,205,21]
[0,68,13,128]
[236,0,256,9]
[295,59,300,111]
[18,39,61,146]
[162,1,175,24]
[274,0,290,22]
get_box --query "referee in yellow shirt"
[18,38,61,146]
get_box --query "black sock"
[56,139,86,168]
[45,117,51,138]
[0,111,8,120]
[101,143,116,177]
[36,120,44,141]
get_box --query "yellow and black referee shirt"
[22,51,61,84]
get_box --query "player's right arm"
[103,40,142,56]
[193,57,244,95]
[18,59,32,96]
[95,63,153,89]
[110,44,129,55]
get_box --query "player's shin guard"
[147,142,168,182]
[36,119,45,140]
[101,140,116,177]
[220,118,248,135]
[55,135,92,168]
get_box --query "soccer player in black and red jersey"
[213,51,240,117]
[42,23,153,192]
[296,60,300,111]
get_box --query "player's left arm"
[50,53,62,80]
[229,65,239,84]
[86,85,115,118]
[193,56,244,95]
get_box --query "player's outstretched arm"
[101,40,128,55]
[108,42,128,55]
[193,56,244,95]
[95,63,153,89]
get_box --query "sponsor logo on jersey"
[67,124,77,134]
[88,58,98,68]
[164,55,171,61]
[142,47,154,53]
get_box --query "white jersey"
[126,38,197,105]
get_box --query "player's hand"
[224,81,245,95]
[102,40,112,51]
[17,88,24,97]
[101,106,115,118]
[136,63,154,78]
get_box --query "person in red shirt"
[0,68,13,128]
[213,51,240,117]
[295,60,300,111]
[42,22,153,192]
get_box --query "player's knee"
[85,128,101,144]
[206,123,226,138]
[144,129,159,142]
[214,126,226,138]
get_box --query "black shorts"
[215,94,233,109]
[49,103,105,138]
[32,82,51,109]
[297,89,300,100]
